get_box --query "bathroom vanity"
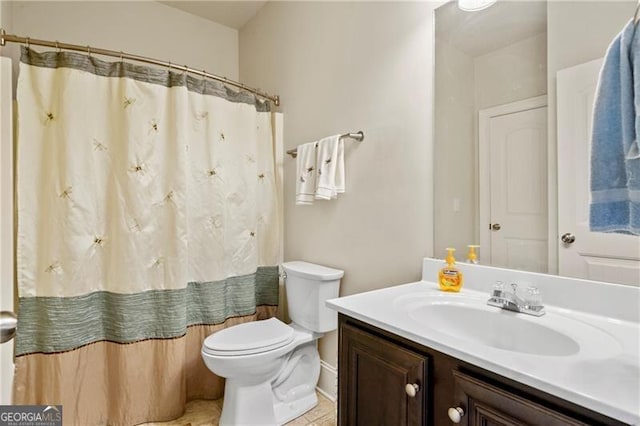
[327,259,640,426]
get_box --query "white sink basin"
[408,303,578,356]
[393,293,621,358]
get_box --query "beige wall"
[546,0,634,272]
[0,2,13,35]
[3,1,239,88]
[474,33,547,111]
[434,39,475,258]
[240,1,436,369]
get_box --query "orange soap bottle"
[438,248,463,292]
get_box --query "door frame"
[478,95,548,269]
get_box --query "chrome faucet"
[487,282,545,316]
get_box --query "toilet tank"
[281,261,344,333]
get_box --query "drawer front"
[453,371,587,426]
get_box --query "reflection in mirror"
[433,0,640,283]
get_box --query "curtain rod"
[0,29,281,107]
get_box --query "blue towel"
[590,20,640,235]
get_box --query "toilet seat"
[203,318,294,356]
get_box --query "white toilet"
[201,261,344,426]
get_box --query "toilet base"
[219,380,276,426]
[274,391,317,425]
[216,339,321,426]
[218,379,318,426]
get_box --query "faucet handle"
[491,281,505,297]
[525,286,542,308]
[510,283,518,294]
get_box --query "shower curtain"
[13,47,281,425]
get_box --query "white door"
[557,59,640,284]
[0,57,14,404]
[479,97,548,273]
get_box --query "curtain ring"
[25,37,30,49]
[87,45,91,57]
[119,51,124,63]
[55,41,61,53]
[167,60,172,72]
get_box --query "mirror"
[433,0,638,278]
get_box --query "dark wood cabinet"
[338,314,628,426]
[339,323,428,426]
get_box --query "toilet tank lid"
[282,261,344,281]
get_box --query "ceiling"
[161,1,547,51]
[160,1,547,53]
[436,0,547,57]
[159,1,267,29]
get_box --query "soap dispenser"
[466,245,480,264]
[439,248,463,292]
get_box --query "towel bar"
[286,131,364,158]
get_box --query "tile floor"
[143,392,336,426]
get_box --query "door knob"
[561,233,576,244]
[491,223,501,231]
[1,311,17,344]
[405,383,419,397]
[448,406,465,423]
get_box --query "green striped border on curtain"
[20,47,271,112]
[15,266,279,356]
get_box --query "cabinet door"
[339,323,428,426]
[452,371,587,426]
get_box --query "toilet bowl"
[201,261,344,426]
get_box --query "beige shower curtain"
[13,47,281,425]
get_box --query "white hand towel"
[295,141,318,205]
[335,138,345,195]
[315,135,342,200]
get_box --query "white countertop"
[327,279,640,425]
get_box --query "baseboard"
[316,359,337,402]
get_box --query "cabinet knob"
[404,383,419,397]
[448,406,465,423]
